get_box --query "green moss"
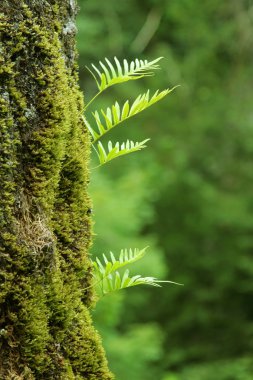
[0,2,113,379]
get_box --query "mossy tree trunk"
[0,1,112,379]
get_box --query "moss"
[0,2,113,379]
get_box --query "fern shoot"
[84,56,180,300]
[85,56,163,108]
[84,56,178,167]
[90,88,176,143]
[93,248,181,297]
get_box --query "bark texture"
[0,1,113,379]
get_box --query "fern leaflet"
[86,56,163,94]
[101,270,162,295]
[93,247,148,279]
[90,88,175,142]
[94,139,150,166]
[93,247,181,296]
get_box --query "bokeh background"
[76,1,253,379]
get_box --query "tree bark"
[0,1,113,379]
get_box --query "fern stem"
[85,91,102,110]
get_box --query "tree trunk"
[0,1,112,379]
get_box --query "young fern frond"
[90,88,175,142]
[87,56,163,93]
[94,139,150,167]
[93,247,181,297]
[84,55,179,167]
[83,57,180,299]
[93,247,148,279]
[100,270,162,295]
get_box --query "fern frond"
[88,85,178,165]
[101,269,162,295]
[94,139,150,166]
[93,247,148,280]
[86,56,163,93]
[90,87,175,142]
[92,247,181,296]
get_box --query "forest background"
[77,1,253,379]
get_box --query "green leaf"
[94,139,150,167]
[97,269,163,296]
[90,87,176,142]
[92,247,182,297]
[93,248,148,278]
[86,56,163,92]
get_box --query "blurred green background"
[76,1,253,379]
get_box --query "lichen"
[0,1,113,379]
